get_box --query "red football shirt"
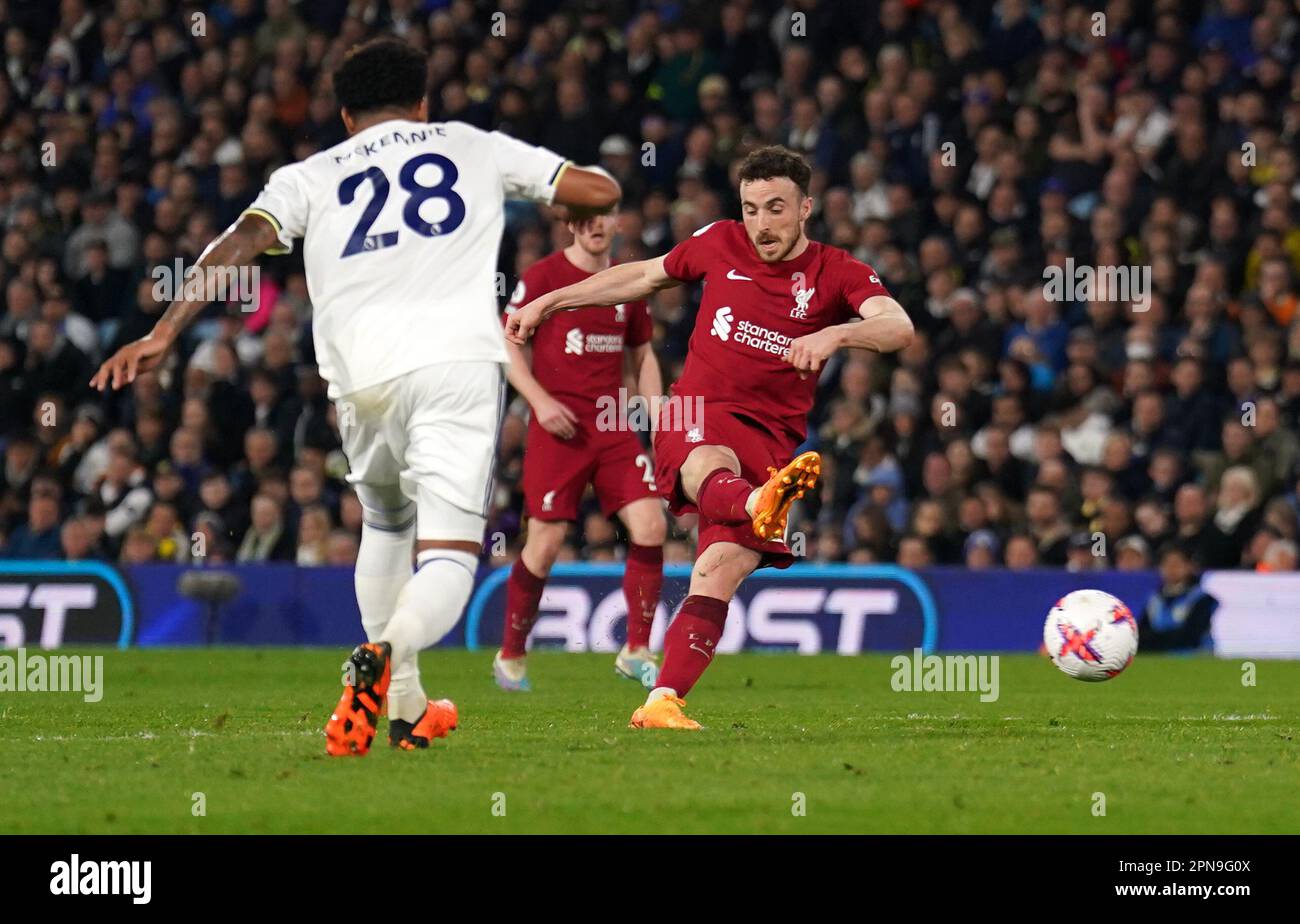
[505,250,652,413]
[663,220,892,439]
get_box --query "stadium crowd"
[2,0,1300,575]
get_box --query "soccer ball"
[1043,589,1138,681]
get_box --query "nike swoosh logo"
[726,269,752,281]
[689,643,714,660]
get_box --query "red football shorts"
[523,418,659,521]
[653,402,800,568]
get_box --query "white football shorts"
[336,361,505,542]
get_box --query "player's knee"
[355,484,415,531]
[628,511,667,547]
[522,521,567,575]
[523,542,561,577]
[680,446,739,500]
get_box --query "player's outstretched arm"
[786,295,914,377]
[552,165,621,215]
[90,214,280,391]
[505,256,677,344]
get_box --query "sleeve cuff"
[241,208,293,255]
[545,160,572,206]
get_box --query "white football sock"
[382,548,478,722]
[387,657,426,724]
[354,519,415,642]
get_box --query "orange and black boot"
[750,451,821,541]
[390,698,459,750]
[324,642,392,756]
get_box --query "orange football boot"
[324,641,391,757]
[750,450,821,541]
[629,694,702,730]
[390,698,459,750]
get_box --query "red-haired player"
[494,210,667,691]
[507,146,914,728]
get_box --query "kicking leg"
[494,518,568,691]
[630,540,760,730]
[680,444,753,523]
[614,497,666,686]
[681,444,821,539]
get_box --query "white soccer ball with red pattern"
[1043,589,1138,681]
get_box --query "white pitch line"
[19,729,321,743]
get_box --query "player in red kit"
[507,146,913,728]
[494,210,667,692]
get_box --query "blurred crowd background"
[2,0,1300,576]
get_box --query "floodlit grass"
[2,649,1297,833]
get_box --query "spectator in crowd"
[1026,485,1070,565]
[120,525,160,564]
[59,516,97,560]
[1258,538,1298,572]
[4,487,63,559]
[295,504,331,566]
[1208,465,1264,566]
[963,529,1000,570]
[1004,533,1040,570]
[97,441,153,544]
[145,499,189,563]
[1065,531,1104,572]
[326,528,359,567]
[192,511,232,565]
[1138,542,1219,651]
[236,493,293,563]
[1115,534,1154,571]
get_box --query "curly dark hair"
[737,145,812,196]
[333,38,428,118]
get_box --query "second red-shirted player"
[494,211,668,692]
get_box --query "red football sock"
[695,468,755,524]
[623,543,663,650]
[501,558,546,658]
[657,594,729,696]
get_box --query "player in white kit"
[91,38,621,755]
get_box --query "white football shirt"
[243,119,568,397]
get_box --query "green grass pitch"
[2,648,1298,834]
